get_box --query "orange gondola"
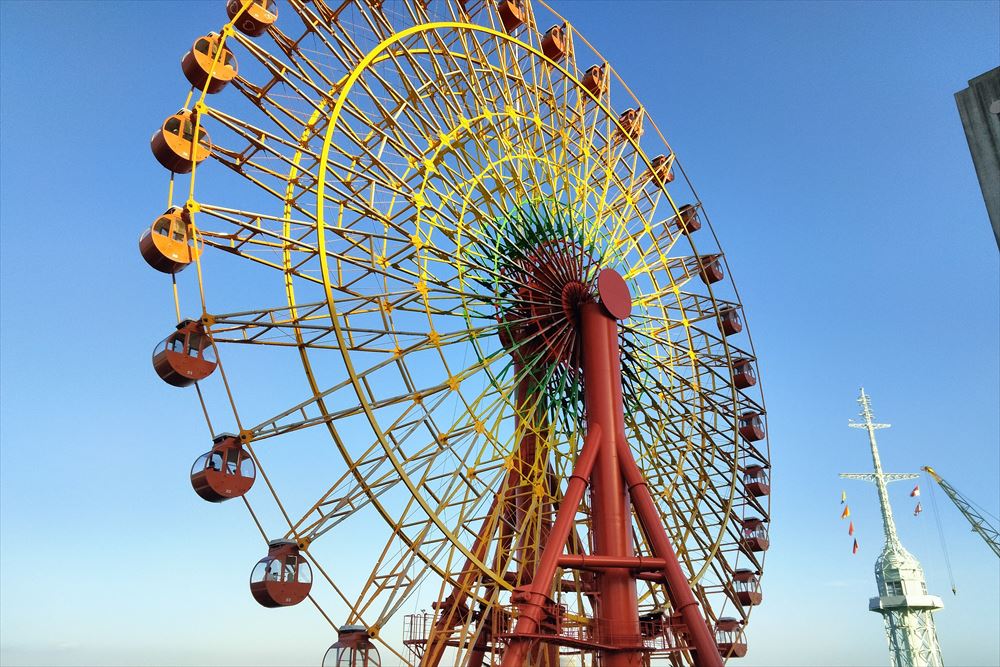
[250,540,312,608]
[698,254,724,285]
[649,154,675,185]
[740,517,769,553]
[732,358,757,389]
[497,0,524,32]
[190,434,256,502]
[139,207,200,274]
[226,0,277,37]
[181,33,238,94]
[152,319,217,387]
[541,24,566,61]
[581,64,607,97]
[150,110,211,174]
[716,617,748,657]
[718,307,743,337]
[738,411,765,442]
[675,203,701,233]
[743,465,770,497]
[733,569,762,607]
[616,107,644,142]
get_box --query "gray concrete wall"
[955,67,1000,249]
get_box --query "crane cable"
[926,476,957,595]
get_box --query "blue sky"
[1,1,997,666]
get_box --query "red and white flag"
[914,502,922,516]
[910,485,920,497]
[852,539,859,554]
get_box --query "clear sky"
[1,1,997,666]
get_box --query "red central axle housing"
[499,269,722,667]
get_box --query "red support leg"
[618,440,724,667]
[580,300,644,667]
[512,364,559,666]
[514,367,544,579]
[500,425,602,667]
[420,483,506,667]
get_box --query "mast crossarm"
[840,473,919,482]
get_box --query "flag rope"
[927,476,957,595]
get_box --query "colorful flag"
[852,539,859,554]
[841,505,850,519]
[841,490,847,504]
[914,502,922,516]
[848,521,855,536]
[910,485,920,497]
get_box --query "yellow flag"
[841,490,847,504]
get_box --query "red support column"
[579,300,644,667]
[512,363,559,666]
[618,443,723,667]
[514,368,544,578]
[500,425,602,667]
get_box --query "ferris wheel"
[141,1,771,665]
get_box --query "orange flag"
[841,505,850,519]
[852,539,859,554]
[848,521,855,536]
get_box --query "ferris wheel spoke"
[637,350,751,411]
[230,78,321,141]
[633,290,740,325]
[293,450,400,538]
[391,46,473,131]
[354,495,506,638]
[196,225,315,258]
[250,371,453,440]
[245,324,516,442]
[208,150,324,220]
[207,300,335,346]
[206,103,319,163]
[234,27,339,102]
[198,203,320,235]
[291,405,509,546]
[195,238,322,284]
[620,353,737,449]
[288,2,362,66]
[351,532,447,629]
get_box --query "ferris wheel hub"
[596,268,633,321]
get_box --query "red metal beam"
[499,424,602,666]
[578,299,644,666]
[618,438,723,667]
[556,554,669,571]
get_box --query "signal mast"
[841,388,944,667]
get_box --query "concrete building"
[955,67,1000,248]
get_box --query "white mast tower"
[841,388,944,667]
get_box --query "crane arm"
[922,466,1000,558]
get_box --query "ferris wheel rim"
[152,1,771,660]
[294,13,757,592]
